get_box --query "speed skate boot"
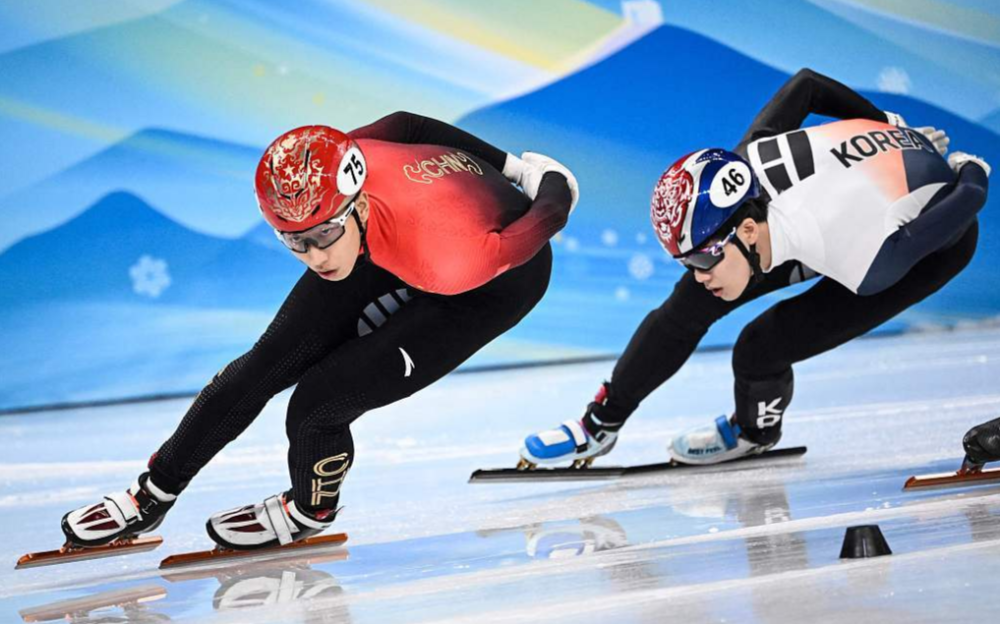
[62,472,176,547]
[669,415,776,465]
[519,383,622,469]
[207,491,337,551]
[961,416,1000,473]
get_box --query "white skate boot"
[520,419,618,469]
[520,384,624,469]
[669,415,776,465]
[62,472,176,547]
[207,491,337,551]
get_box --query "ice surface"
[3,327,1000,622]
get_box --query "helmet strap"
[731,235,764,287]
[351,210,370,261]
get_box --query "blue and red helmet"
[651,149,760,258]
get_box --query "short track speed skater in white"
[516,69,990,476]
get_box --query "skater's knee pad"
[732,318,786,380]
[287,352,380,433]
[286,381,369,439]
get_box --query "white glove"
[948,151,991,178]
[884,111,907,127]
[519,151,580,213]
[502,152,527,186]
[914,126,950,156]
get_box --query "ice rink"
[3,326,1000,623]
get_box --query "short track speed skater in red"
[6,5,1000,621]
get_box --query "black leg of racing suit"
[732,219,978,445]
[590,214,977,446]
[150,247,552,514]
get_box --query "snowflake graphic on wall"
[877,67,911,95]
[129,255,171,298]
[628,253,655,281]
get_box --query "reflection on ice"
[20,559,354,624]
[18,585,168,624]
[210,566,344,614]
[477,515,629,560]
[4,328,1000,622]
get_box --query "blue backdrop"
[2,0,998,410]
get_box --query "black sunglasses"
[677,228,737,271]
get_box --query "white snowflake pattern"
[623,0,664,26]
[129,255,171,298]
[628,253,655,281]
[877,67,911,95]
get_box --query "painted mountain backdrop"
[2,1,998,409]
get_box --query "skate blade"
[159,532,348,570]
[470,446,808,483]
[18,584,166,622]
[903,465,1000,490]
[514,456,594,473]
[161,548,349,582]
[16,536,163,570]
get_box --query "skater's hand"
[502,152,527,186]
[948,151,991,178]
[915,126,950,156]
[884,110,907,128]
[519,151,580,213]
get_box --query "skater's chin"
[315,268,342,280]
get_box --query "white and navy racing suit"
[580,69,987,445]
[746,117,985,295]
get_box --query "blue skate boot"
[519,383,622,469]
[669,415,777,465]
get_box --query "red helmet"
[255,125,367,232]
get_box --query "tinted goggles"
[274,200,356,253]
[678,228,737,272]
